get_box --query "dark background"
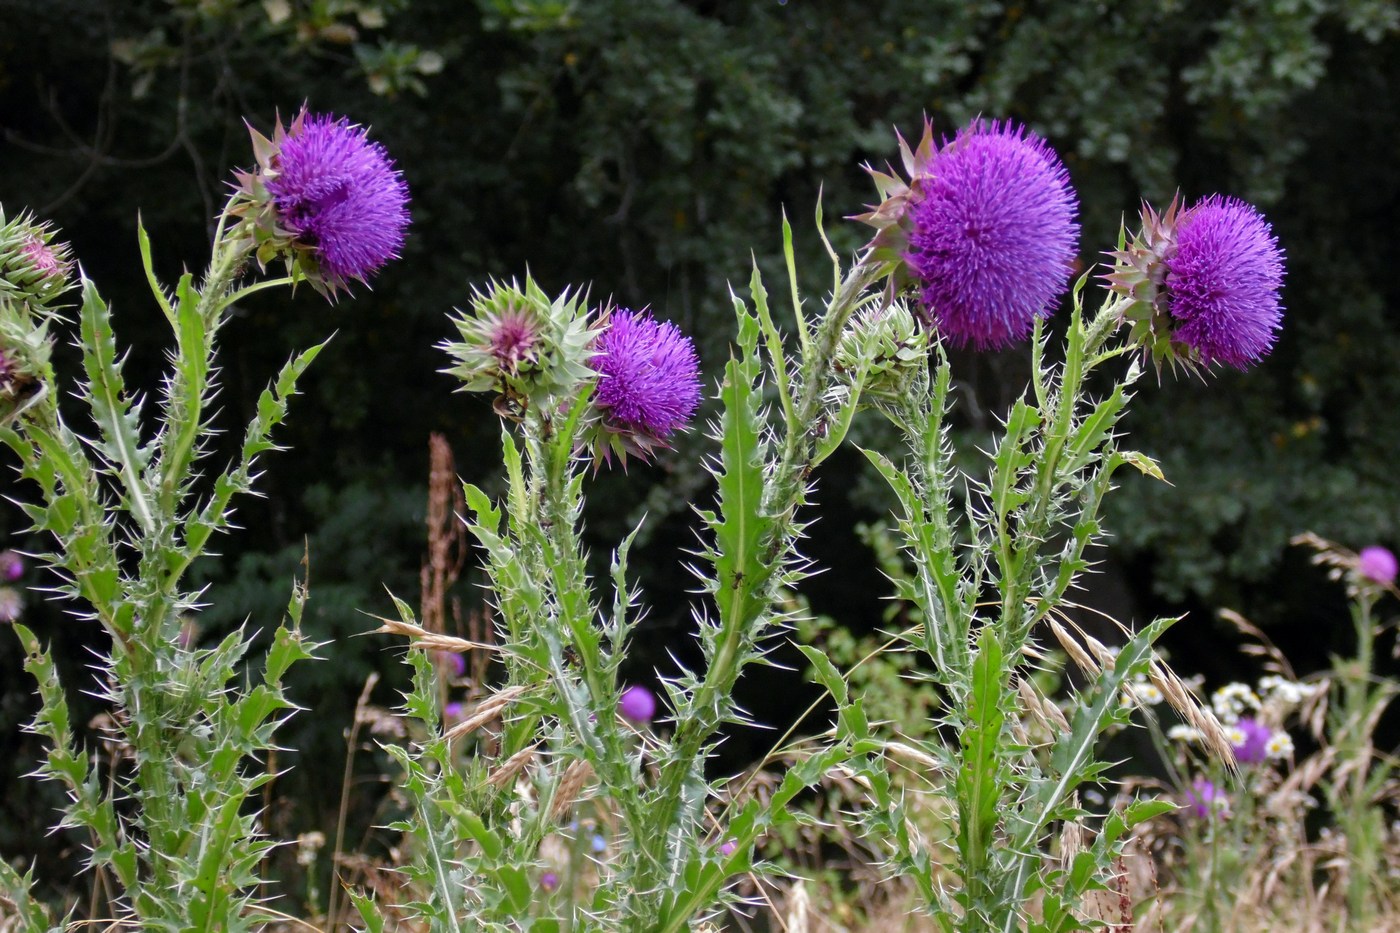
[1,0,1397,904]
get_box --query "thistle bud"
[834,301,928,407]
[0,208,73,311]
[440,275,597,417]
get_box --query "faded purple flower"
[1184,777,1228,820]
[0,550,22,582]
[905,120,1080,350]
[20,236,64,281]
[1229,717,1272,765]
[591,310,701,460]
[1164,195,1284,369]
[540,871,560,892]
[618,684,657,724]
[444,701,465,722]
[0,587,20,623]
[435,650,467,679]
[718,839,738,857]
[1358,545,1398,586]
[266,113,410,290]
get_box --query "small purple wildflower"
[0,550,23,582]
[905,120,1080,350]
[540,871,560,892]
[618,685,657,724]
[435,650,467,679]
[444,701,465,722]
[1164,195,1284,369]
[1358,545,1398,586]
[1229,717,1273,765]
[1184,777,1228,820]
[718,839,738,857]
[591,310,701,460]
[0,587,20,623]
[266,113,410,290]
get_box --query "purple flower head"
[443,701,465,722]
[0,550,23,582]
[718,839,738,857]
[20,236,65,281]
[1229,717,1273,765]
[540,871,560,892]
[1164,195,1284,369]
[590,310,701,463]
[435,650,467,679]
[618,684,657,724]
[905,120,1080,350]
[0,587,20,623]
[1184,777,1228,820]
[265,112,410,292]
[1358,545,1398,587]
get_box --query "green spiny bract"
[1104,195,1188,376]
[440,274,598,418]
[833,299,929,409]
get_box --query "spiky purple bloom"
[1184,778,1227,819]
[0,551,21,582]
[1229,717,1273,765]
[1358,545,1397,586]
[905,120,1080,350]
[1164,195,1284,369]
[618,684,657,724]
[266,114,409,289]
[593,310,701,445]
[435,650,467,679]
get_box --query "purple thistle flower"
[444,701,465,722]
[1229,717,1273,765]
[1358,545,1398,586]
[718,839,738,857]
[1184,777,1228,820]
[618,684,657,724]
[591,310,701,460]
[0,551,21,583]
[266,113,410,291]
[1164,195,1284,369]
[540,871,560,892]
[905,120,1080,350]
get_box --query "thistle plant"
[367,116,1288,932]
[0,109,407,927]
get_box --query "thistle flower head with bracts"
[584,308,701,466]
[0,208,74,311]
[1108,195,1284,373]
[1358,545,1398,587]
[833,299,929,407]
[857,119,1080,350]
[441,275,597,417]
[233,109,410,297]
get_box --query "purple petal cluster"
[905,120,1080,350]
[267,114,410,289]
[1230,717,1272,765]
[1185,777,1227,819]
[593,310,701,441]
[1359,545,1397,586]
[1164,195,1284,369]
[618,684,658,724]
